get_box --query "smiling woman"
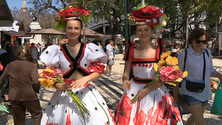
[115,5,183,125]
[39,6,116,125]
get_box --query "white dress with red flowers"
[40,43,116,125]
[114,39,183,125]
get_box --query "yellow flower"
[175,78,183,82]
[39,73,43,77]
[60,9,64,12]
[166,56,178,66]
[154,63,159,72]
[174,66,180,70]
[38,78,56,88]
[165,82,176,86]
[161,51,171,59]
[158,59,165,66]
[183,71,188,78]
[44,68,54,73]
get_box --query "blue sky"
[6,0,31,10]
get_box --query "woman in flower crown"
[114,6,183,125]
[40,6,116,125]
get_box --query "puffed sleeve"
[40,45,60,67]
[87,43,107,73]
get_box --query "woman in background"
[174,28,222,125]
[0,46,42,125]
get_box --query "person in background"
[212,37,219,56]
[114,5,183,125]
[171,43,181,57]
[37,43,42,56]
[0,40,10,55]
[0,46,42,125]
[174,28,222,125]
[30,43,39,67]
[105,39,114,76]
[0,43,16,102]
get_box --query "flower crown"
[55,6,92,29]
[127,5,166,26]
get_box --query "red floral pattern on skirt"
[115,93,133,125]
[115,93,182,125]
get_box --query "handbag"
[184,50,206,92]
[186,79,205,92]
[211,82,222,115]
[0,75,9,95]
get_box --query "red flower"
[131,5,164,26]
[145,107,154,125]
[115,93,133,125]
[57,6,91,22]
[133,109,147,125]
[0,63,3,71]
[66,112,71,125]
[107,108,116,125]
[160,66,183,82]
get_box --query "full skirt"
[41,83,116,125]
[114,80,183,125]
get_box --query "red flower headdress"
[55,6,92,29]
[127,5,166,26]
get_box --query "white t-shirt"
[106,44,114,58]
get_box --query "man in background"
[105,39,114,76]
[31,43,39,68]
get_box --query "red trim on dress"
[60,44,74,76]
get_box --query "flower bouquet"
[38,66,90,121]
[131,51,188,102]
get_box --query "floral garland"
[55,6,92,30]
[127,5,167,27]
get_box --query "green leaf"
[0,105,9,113]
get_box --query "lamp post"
[124,0,131,49]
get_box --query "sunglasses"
[195,40,207,44]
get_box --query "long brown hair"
[14,45,32,62]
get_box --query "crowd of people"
[0,5,222,125]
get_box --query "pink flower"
[160,66,183,82]
[0,63,3,71]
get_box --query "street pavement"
[0,54,222,124]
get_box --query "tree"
[11,7,32,28]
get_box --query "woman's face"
[65,20,82,40]
[136,24,153,41]
[191,35,206,50]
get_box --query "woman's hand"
[70,77,89,90]
[53,82,71,91]
[132,88,149,102]
[122,78,131,90]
